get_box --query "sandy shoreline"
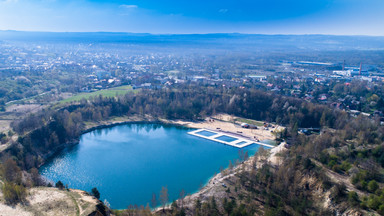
[168,114,283,142]
[82,114,283,145]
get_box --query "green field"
[59,85,138,104]
[234,117,265,126]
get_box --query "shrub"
[55,180,64,190]
[347,191,359,207]
[330,183,347,202]
[367,195,381,210]
[340,161,351,172]
[367,180,379,193]
[91,187,100,199]
[2,182,27,205]
[378,204,384,215]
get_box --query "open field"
[58,85,139,104]
[234,117,265,127]
[0,104,48,133]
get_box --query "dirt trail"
[312,160,368,198]
[0,187,100,216]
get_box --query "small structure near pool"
[241,122,258,129]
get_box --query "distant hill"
[1,31,384,51]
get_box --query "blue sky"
[0,0,383,35]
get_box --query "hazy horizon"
[1,30,384,37]
[1,0,383,36]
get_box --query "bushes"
[330,183,347,203]
[347,191,359,207]
[55,180,64,190]
[2,182,27,205]
[340,161,351,172]
[361,189,384,213]
[367,180,379,193]
[1,158,21,183]
[91,187,100,199]
[321,153,352,174]
[351,170,381,192]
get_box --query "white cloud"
[119,4,138,9]
[219,9,228,14]
[0,0,18,3]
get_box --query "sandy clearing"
[27,187,78,216]
[5,104,44,113]
[268,142,287,165]
[171,114,283,142]
[0,204,32,216]
[0,187,101,216]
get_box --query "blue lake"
[39,123,264,209]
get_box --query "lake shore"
[153,141,287,214]
[82,114,282,144]
[36,114,282,212]
[165,114,283,142]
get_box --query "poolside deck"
[188,128,275,148]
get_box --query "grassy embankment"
[58,85,139,105]
[234,117,265,127]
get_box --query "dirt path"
[312,160,368,198]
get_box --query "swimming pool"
[215,135,238,142]
[195,130,217,137]
[235,141,247,146]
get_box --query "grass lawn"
[234,117,265,126]
[59,85,139,104]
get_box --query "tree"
[150,192,157,209]
[228,160,234,170]
[330,183,346,202]
[347,191,359,207]
[30,168,42,186]
[160,186,169,212]
[244,151,249,161]
[91,187,100,199]
[171,200,178,211]
[368,180,379,193]
[238,149,245,162]
[55,180,64,190]
[291,122,299,137]
[176,189,184,209]
[1,158,21,183]
[2,182,26,205]
[195,198,201,213]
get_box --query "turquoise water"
[39,123,264,209]
[215,135,238,142]
[195,130,217,137]
[260,139,279,146]
[236,141,247,146]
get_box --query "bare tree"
[160,186,169,212]
[179,189,185,208]
[150,192,157,209]
[238,149,245,161]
